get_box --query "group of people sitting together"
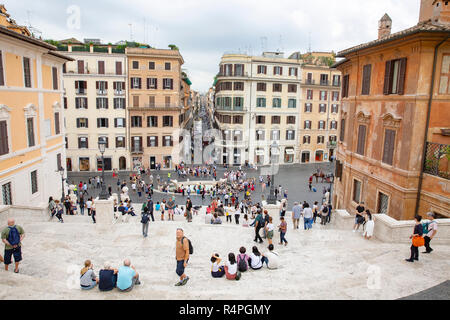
[210,245,279,281]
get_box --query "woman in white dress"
[363,210,375,240]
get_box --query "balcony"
[216,72,249,78]
[131,148,143,154]
[114,90,125,96]
[76,89,87,95]
[327,141,337,149]
[97,89,107,96]
[423,142,449,180]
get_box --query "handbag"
[412,235,424,247]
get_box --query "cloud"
[4,0,420,92]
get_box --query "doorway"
[150,156,156,170]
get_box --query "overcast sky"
[5,0,420,92]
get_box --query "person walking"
[278,217,288,246]
[405,215,424,263]
[292,202,301,230]
[252,210,264,243]
[185,198,193,223]
[233,203,240,225]
[265,216,275,246]
[48,197,56,220]
[141,207,150,237]
[146,197,155,222]
[363,210,375,240]
[54,200,64,223]
[175,228,190,286]
[1,218,25,273]
[303,203,314,230]
[353,202,365,232]
[91,200,96,224]
[423,212,438,254]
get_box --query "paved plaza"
[67,163,335,211]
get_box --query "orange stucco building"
[333,0,450,220]
[0,6,72,206]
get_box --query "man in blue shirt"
[117,259,140,292]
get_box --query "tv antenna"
[128,23,133,41]
[308,32,312,53]
[26,10,42,38]
[260,36,267,54]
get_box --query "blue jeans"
[304,218,312,230]
[80,206,85,215]
[80,281,97,290]
[280,231,287,244]
[261,256,269,267]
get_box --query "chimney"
[431,0,450,25]
[378,13,392,39]
[419,0,434,22]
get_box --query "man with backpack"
[147,197,155,222]
[1,219,25,273]
[175,228,192,286]
[141,207,151,238]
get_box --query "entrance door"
[150,157,156,170]
[119,157,126,170]
[301,151,310,163]
[315,150,324,162]
[104,157,112,170]
[66,158,72,171]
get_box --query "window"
[319,104,326,113]
[116,136,126,148]
[361,64,372,95]
[382,129,396,165]
[256,116,265,124]
[286,130,295,140]
[233,131,243,142]
[52,67,58,90]
[113,98,125,109]
[304,120,311,129]
[98,136,109,148]
[233,97,244,109]
[303,135,311,144]
[147,136,159,147]
[233,116,243,124]
[273,66,282,75]
[306,73,313,84]
[307,90,313,100]
[115,61,122,75]
[332,75,341,86]
[76,118,88,128]
[272,98,281,108]
[64,97,67,109]
[0,50,4,86]
[332,91,339,101]
[320,74,328,85]
[272,116,280,124]
[165,96,171,107]
[96,81,108,94]
[234,64,244,76]
[318,120,325,130]
[131,116,142,127]
[23,57,31,88]
[132,61,139,69]
[353,179,362,203]
[78,137,88,149]
[54,112,60,135]
[163,116,173,127]
[342,74,350,98]
[97,118,109,128]
[147,116,158,127]
[286,116,296,124]
[131,136,142,152]
[356,125,367,156]
[114,118,126,128]
[224,64,233,76]
[27,118,35,147]
[75,80,87,94]
[163,78,173,89]
[98,61,105,74]
[163,135,173,147]
[273,83,282,92]
[304,103,312,112]
[147,78,157,89]
[257,83,266,91]
[96,97,108,109]
[439,54,450,94]
[340,119,346,142]
[56,153,62,170]
[271,130,280,140]
[113,81,125,94]
[2,182,12,205]
[330,120,338,130]
[0,120,8,156]
[165,62,171,70]
[222,82,232,90]
[149,96,155,107]
[131,77,141,89]
[289,67,298,76]
[257,65,267,74]
[329,135,337,142]
[234,82,244,91]
[149,61,155,70]
[256,98,266,108]
[223,97,232,108]
[288,99,296,108]
[377,192,389,214]
[288,84,297,93]
[77,60,84,74]
[320,91,327,101]
[331,104,339,113]
[222,115,231,124]
[256,130,265,141]
[317,136,325,144]
[383,58,407,95]
[29,170,38,194]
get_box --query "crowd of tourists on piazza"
[0,162,439,292]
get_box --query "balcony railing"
[131,148,143,153]
[327,141,337,149]
[76,89,87,95]
[216,72,249,78]
[114,90,125,96]
[97,89,107,95]
[423,142,449,180]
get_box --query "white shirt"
[266,223,274,232]
[86,200,92,209]
[249,253,262,269]
[205,213,214,224]
[211,262,220,272]
[303,207,314,219]
[226,261,237,275]
[265,251,279,269]
[427,220,438,237]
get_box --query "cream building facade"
[61,45,129,172]
[0,6,72,206]
[215,52,302,166]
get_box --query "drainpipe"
[414,35,449,216]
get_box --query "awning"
[222,153,228,156]
[285,149,295,155]
[255,150,264,156]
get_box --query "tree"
[168,44,179,51]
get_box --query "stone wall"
[0,205,48,226]
[331,209,450,244]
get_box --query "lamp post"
[58,166,65,203]
[267,141,279,205]
[98,140,109,200]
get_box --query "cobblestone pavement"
[67,162,335,210]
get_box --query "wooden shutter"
[382,129,396,165]
[0,120,8,155]
[357,125,366,155]
[55,112,60,134]
[340,119,345,142]
[78,138,81,148]
[397,58,407,95]
[241,64,245,75]
[75,81,78,89]
[138,78,141,89]
[116,61,122,75]
[362,64,371,95]
[113,82,117,90]
[0,51,4,86]
[97,118,101,127]
[78,60,84,74]
[114,118,117,127]
[98,61,105,74]
[96,81,99,90]
[383,60,392,95]
[52,67,58,90]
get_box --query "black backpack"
[237,254,248,272]
[141,213,150,224]
[181,237,193,254]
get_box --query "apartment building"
[0,6,72,206]
[126,48,186,170]
[60,41,128,172]
[295,58,341,163]
[214,52,302,166]
[333,1,450,219]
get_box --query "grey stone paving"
[398,280,450,300]
[67,162,335,210]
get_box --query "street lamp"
[58,166,65,203]
[98,139,109,200]
[267,141,279,205]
